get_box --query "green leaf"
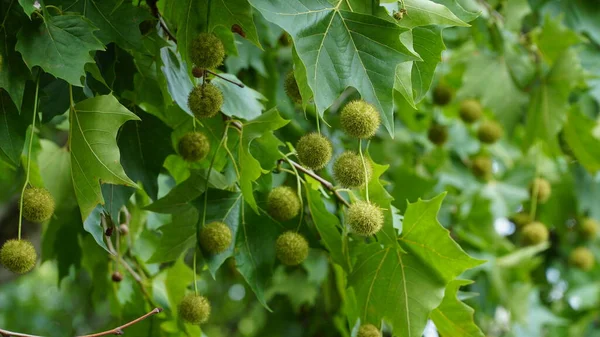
[430,280,485,337]
[250,0,419,135]
[83,205,110,253]
[118,111,174,200]
[166,257,195,315]
[237,109,288,212]
[16,14,104,86]
[399,193,484,283]
[148,207,199,263]
[349,244,446,337]
[193,190,242,277]
[52,0,151,50]
[0,35,29,110]
[38,139,77,210]
[101,184,135,223]
[531,15,583,65]
[160,46,194,116]
[212,74,266,120]
[458,53,528,131]
[366,157,397,246]
[235,206,278,310]
[430,0,480,22]
[564,106,600,173]
[165,0,260,70]
[305,176,349,271]
[42,207,84,280]
[70,94,139,221]
[18,0,38,17]
[145,170,229,214]
[0,90,28,167]
[524,49,584,152]
[393,0,470,29]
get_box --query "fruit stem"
[206,70,244,88]
[193,251,198,295]
[17,75,40,240]
[358,140,370,203]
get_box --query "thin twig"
[159,16,177,42]
[206,70,244,88]
[77,308,163,337]
[0,308,162,337]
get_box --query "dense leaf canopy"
[0,0,599,336]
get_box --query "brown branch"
[228,120,350,208]
[0,308,162,337]
[77,308,163,337]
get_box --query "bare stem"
[0,308,162,337]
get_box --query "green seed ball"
[0,239,37,274]
[178,131,210,162]
[296,133,332,170]
[275,231,309,266]
[199,222,232,254]
[284,71,302,104]
[190,32,225,69]
[477,120,503,144]
[333,151,372,188]
[340,100,381,139]
[471,155,492,179]
[358,324,381,337]
[428,124,448,145]
[529,177,551,204]
[188,84,224,119]
[510,212,533,228]
[569,247,594,271]
[521,221,549,246]
[347,201,384,236]
[179,293,211,324]
[432,85,452,106]
[581,218,599,239]
[459,99,482,123]
[22,187,55,222]
[267,186,301,221]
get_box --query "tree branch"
[228,120,350,208]
[0,308,162,337]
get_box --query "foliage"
[0,0,600,336]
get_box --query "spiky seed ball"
[179,294,211,324]
[358,324,381,337]
[0,240,37,274]
[432,85,452,106]
[21,187,55,222]
[581,218,599,239]
[459,99,482,123]
[340,100,381,139]
[521,222,549,246]
[428,124,448,145]
[477,120,503,144]
[333,151,372,188]
[569,247,594,271]
[529,177,551,204]
[284,71,302,104]
[267,186,301,221]
[347,201,384,236]
[275,231,309,266]
[296,133,332,170]
[511,212,533,228]
[188,84,224,119]
[471,155,492,179]
[178,131,210,162]
[190,32,225,69]
[200,222,232,254]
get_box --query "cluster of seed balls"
[264,92,386,274]
[509,178,596,271]
[174,31,233,326]
[0,187,55,274]
[431,84,503,180]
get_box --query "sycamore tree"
[0,0,599,336]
